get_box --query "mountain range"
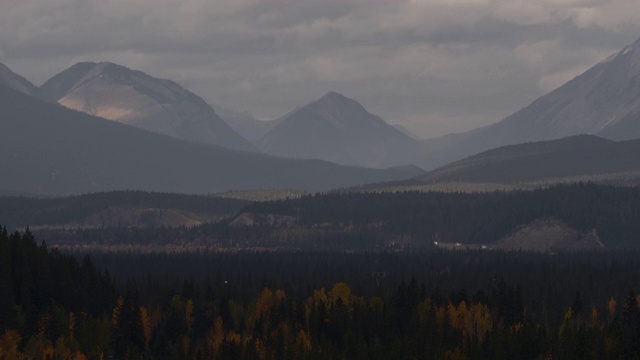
[40,62,256,152]
[4,35,640,194]
[0,83,421,195]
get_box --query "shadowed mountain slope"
[0,62,41,98]
[416,135,640,184]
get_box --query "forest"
[3,183,640,359]
[19,183,640,251]
[3,226,640,359]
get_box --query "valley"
[2,6,640,357]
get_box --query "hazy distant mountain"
[0,86,423,195]
[392,124,422,140]
[0,62,41,98]
[420,36,640,169]
[415,135,640,184]
[41,62,256,152]
[211,103,277,141]
[258,91,418,168]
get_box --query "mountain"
[40,62,256,152]
[0,62,41,98]
[415,135,640,184]
[258,91,418,168]
[211,103,277,141]
[419,36,640,169]
[0,86,423,195]
[597,111,640,141]
[392,124,422,140]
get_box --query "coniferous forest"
[3,222,640,359]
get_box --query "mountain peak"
[315,91,351,105]
[258,91,417,168]
[321,91,345,100]
[41,61,257,152]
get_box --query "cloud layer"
[2,0,640,137]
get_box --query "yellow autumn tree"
[608,297,617,319]
[185,299,195,332]
[275,290,287,305]
[470,303,492,344]
[0,329,26,359]
[207,316,225,357]
[329,283,351,307]
[313,288,328,307]
[23,334,54,360]
[256,288,274,320]
[111,296,124,327]
[296,329,312,354]
[140,306,152,350]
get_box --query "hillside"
[414,135,640,185]
[495,218,604,252]
[0,86,422,195]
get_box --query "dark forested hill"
[0,191,249,230]
[31,184,640,250]
[414,135,640,184]
[0,86,422,195]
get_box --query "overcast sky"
[2,0,640,138]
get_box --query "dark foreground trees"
[3,227,640,359]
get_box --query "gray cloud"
[2,0,640,137]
